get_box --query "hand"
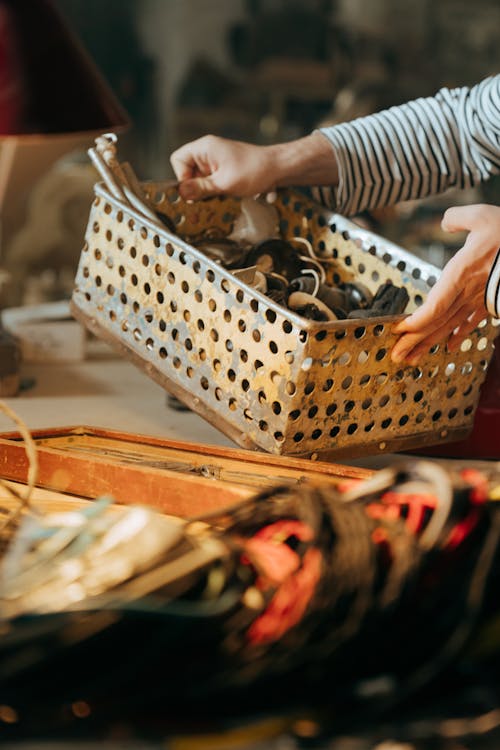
[170,132,339,201]
[391,204,500,364]
[170,135,277,200]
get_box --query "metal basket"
[71,181,498,459]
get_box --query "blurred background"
[1,0,499,308]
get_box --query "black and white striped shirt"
[316,74,500,314]
[317,75,500,215]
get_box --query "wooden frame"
[0,426,371,518]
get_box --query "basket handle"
[88,133,166,230]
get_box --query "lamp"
[0,0,129,261]
[0,0,129,393]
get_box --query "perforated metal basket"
[71,182,498,459]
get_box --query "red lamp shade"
[0,0,129,136]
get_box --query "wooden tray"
[0,426,371,518]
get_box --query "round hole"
[339,352,351,366]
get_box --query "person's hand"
[170,132,339,201]
[170,135,277,200]
[391,204,500,364]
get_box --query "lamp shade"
[0,0,129,136]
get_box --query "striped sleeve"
[485,249,500,317]
[314,75,500,216]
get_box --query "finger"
[391,330,430,363]
[393,293,463,337]
[392,278,470,338]
[394,302,481,364]
[441,204,476,233]
[170,150,198,182]
[392,273,463,336]
[178,175,221,200]
[392,238,483,336]
[447,308,487,351]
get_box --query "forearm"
[266,131,339,189]
[318,75,500,216]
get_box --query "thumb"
[441,205,474,234]
[178,175,221,200]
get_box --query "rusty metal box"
[71,182,498,459]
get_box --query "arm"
[170,77,500,362]
[170,131,338,201]
[318,75,500,215]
